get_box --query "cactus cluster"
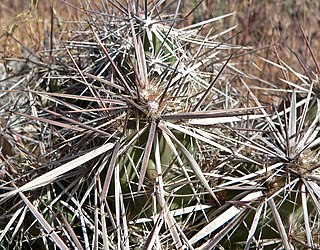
[0,1,319,249]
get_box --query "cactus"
[0,1,319,249]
